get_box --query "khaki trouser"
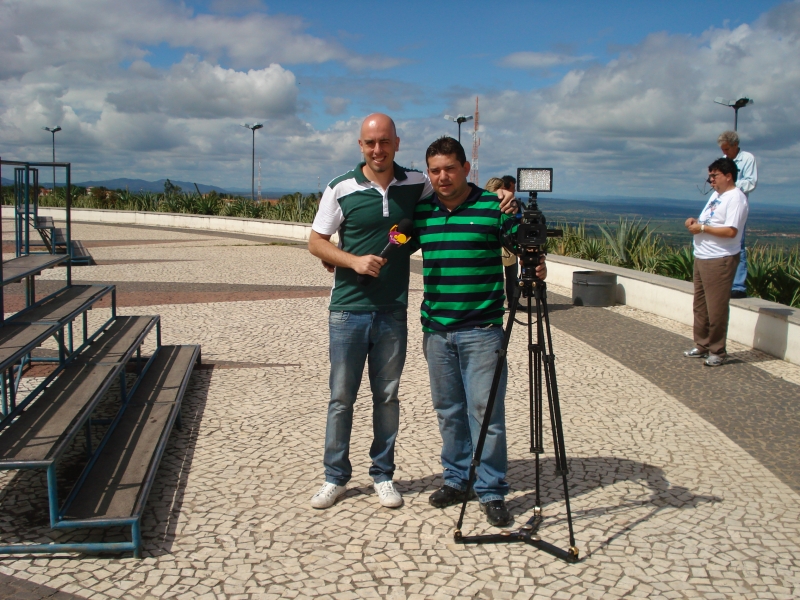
[692,254,740,356]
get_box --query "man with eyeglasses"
[718,131,757,298]
[683,158,748,367]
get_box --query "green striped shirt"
[414,184,516,332]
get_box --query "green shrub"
[660,246,694,281]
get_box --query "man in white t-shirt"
[683,158,748,366]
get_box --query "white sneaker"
[374,480,403,508]
[310,482,346,509]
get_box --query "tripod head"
[505,192,563,284]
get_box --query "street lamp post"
[42,126,62,191]
[714,97,753,131]
[241,122,264,201]
[444,114,473,144]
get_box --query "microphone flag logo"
[388,224,410,245]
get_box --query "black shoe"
[479,499,512,527]
[730,290,747,299]
[429,485,476,508]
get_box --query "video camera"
[503,168,563,282]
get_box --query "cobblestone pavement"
[1,222,799,599]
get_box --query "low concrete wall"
[547,255,800,366]
[1,206,333,243]
[8,207,796,365]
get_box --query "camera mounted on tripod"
[503,168,563,283]
[455,165,579,562]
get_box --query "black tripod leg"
[455,285,519,538]
[528,292,543,510]
[538,284,578,555]
[535,286,563,474]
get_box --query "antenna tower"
[470,96,480,184]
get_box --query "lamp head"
[516,168,553,193]
[444,114,474,124]
[42,126,61,133]
[714,96,753,109]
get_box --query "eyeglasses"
[707,173,724,180]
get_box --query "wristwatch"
[701,224,705,233]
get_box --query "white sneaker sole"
[310,487,346,509]
[374,484,403,508]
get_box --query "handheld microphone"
[357,218,414,285]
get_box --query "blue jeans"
[732,229,747,293]
[324,309,407,486]
[423,326,509,502]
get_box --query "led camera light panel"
[517,168,553,193]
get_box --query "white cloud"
[500,51,594,69]
[0,0,401,188]
[0,0,798,203]
[446,6,800,201]
[107,57,297,119]
[0,0,401,77]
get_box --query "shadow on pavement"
[392,455,719,558]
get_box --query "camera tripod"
[453,273,579,563]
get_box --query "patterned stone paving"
[0,221,798,599]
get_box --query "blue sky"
[1,0,798,203]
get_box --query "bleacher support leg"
[0,373,7,417]
[47,465,59,528]
[84,420,93,456]
[58,328,66,365]
[132,521,142,559]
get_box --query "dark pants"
[692,255,740,356]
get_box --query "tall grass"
[1,186,322,224]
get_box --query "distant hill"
[75,178,229,194]
[0,176,307,197]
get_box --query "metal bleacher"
[12,166,94,265]
[0,158,200,558]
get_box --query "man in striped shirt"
[416,137,546,527]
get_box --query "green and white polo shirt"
[414,184,517,332]
[312,161,432,312]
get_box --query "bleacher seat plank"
[0,323,59,370]
[34,216,55,229]
[129,345,199,403]
[2,254,67,285]
[64,345,198,521]
[0,363,117,464]
[75,316,157,364]
[9,285,111,325]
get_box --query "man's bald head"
[360,113,397,140]
[358,113,400,178]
